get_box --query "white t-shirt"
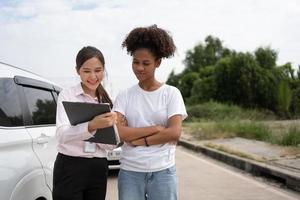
[113,84,187,172]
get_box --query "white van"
[0,62,62,200]
[0,62,121,200]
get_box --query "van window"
[0,78,24,127]
[23,87,56,125]
[52,91,59,103]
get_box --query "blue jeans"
[118,165,177,200]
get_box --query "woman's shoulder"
[117,84,139,96]
[59,85,75,95]
[162,84,180,94]
[160,84,184,102]
[58,84,81,99]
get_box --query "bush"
[279,126,300,146]
[234,122,273,141]
[186,101,277,121]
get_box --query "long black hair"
[76,46,113,108]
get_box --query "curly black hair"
[122,25,176,59]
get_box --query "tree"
[214,53,260,106]
[290,86,300,117]
[254,47,277,69]
[166,70,180,88]
[189,65,216,104]
[278,62,295,79]
[166,35,298,117]
[254,68,283,110]
[183,35,232,73]
[277,81,292,118]
[214,52,283,111]
[177,72,199,100]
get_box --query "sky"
[1,0,300,99]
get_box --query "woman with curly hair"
[113,25,187,200]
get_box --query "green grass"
[279,126,300,146]
[183,102,299,147]
[186,101,277,122]
[216,121,273,141]
[183,121,234,140]
[185,121,273,141]
[183,120,299,147]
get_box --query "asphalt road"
[106,146,300,200]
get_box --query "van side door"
[15,76,60,190]
[0,78,44,200]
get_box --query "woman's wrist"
[144,137,149,147]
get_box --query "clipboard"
[62,101,118,145]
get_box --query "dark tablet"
[62,101,117,145]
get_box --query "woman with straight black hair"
[53,46,117,200]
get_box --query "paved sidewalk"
[179,132,300,192]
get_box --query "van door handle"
[37,133,49,144]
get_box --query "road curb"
[178,139,300,192]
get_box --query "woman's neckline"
[137,82,165,93]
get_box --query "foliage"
[277,81,292,118]
[186,101,277,122]
[184,120,300,147]
[167,35,300,118]
[254,47,277,69]
[290,85,300,117]
[166,70,181,88]
[214,53,259,106]
[188,66,216,103]
[178,72,199,99]
[279,126,300,146]
[232,122,272,141]
[183,35,232,73]
[185,120,273,141]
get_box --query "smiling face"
[132,48,161,83]
[77,57,104,97]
